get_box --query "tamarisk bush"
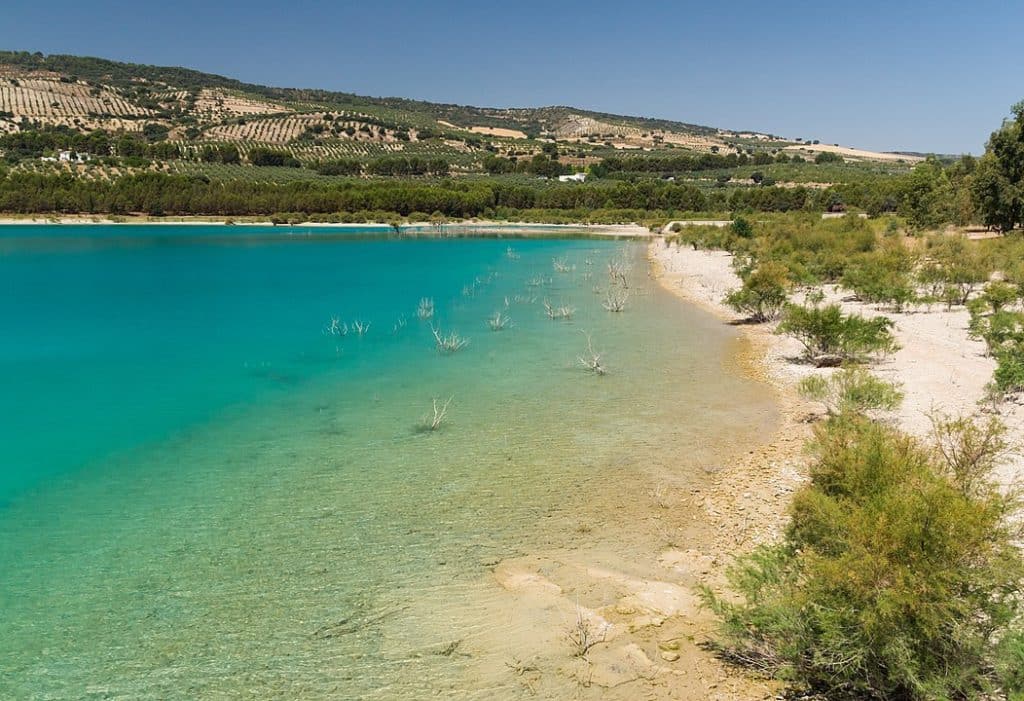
[701,413,1024,701]
[778,303,898,366]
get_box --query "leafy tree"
[731,216,753,239]
[814,151,844,164]
[972,101,1024,233]
[248,148,301,168]
[482,155,514,174]
[900,157,955,229]
[315,159,362,176]
[141,122,169,142]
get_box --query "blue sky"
[2,0,1021,154]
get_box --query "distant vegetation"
[0,52,1020,239]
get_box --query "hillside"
[0,50,922,178]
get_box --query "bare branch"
[487,311,513,331]
[416,297,435,321]
[431,324,470,353]
[577,331,606,375]
[543,300,576,320]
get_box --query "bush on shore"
[701,413,1024,701]
[725,261,791,322]
[798,368,903,416]
[777,303,899,366]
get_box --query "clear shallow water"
[0,225,776,699]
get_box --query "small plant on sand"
[418,396,453,432]
[416,297,435,320]
[994,343,1024,397]
[567,603,608,658]
[778,303,898,366]
[431,324,469,353]
[487,311,513,331]
[544,300,576,320]
[798,369,903,417]
[968,307,1024,355]
[577,331,605,375]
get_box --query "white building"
[558,172,587,183]
[57,150,90,163]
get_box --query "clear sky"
[2,0,1021,154]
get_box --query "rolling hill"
[0,49,919,175]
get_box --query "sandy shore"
[467,246,817,701]
[648,237,1024,486]
[572,236,1024,699]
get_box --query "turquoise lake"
[0,225,776,699]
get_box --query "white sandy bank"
[649,238,1024,487]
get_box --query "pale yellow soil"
[783,142,924,163]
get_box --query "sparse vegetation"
[430,324,469,353]
[724,261,790,322]
[778,303,899,366]
[798,369,903,416]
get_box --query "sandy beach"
[648,238,1024,487]
[535,236,1024,700]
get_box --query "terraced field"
[0,76,151,118]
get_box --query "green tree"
[972,101,1024,233]
[900,157,954,229]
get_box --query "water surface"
[0,225,776,699]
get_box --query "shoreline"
[0,215,653,238]
[636,236,1024,698]
[474,246,809,701]
[647,238,1024,485]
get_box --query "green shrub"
[702,416,1024,701]
[778,303,899,365]
[841,243,918,310]
[798,369,903,416]
[978,281,1019,314]
[842,264,916,310]
[920,236,990,308]
[731,216,754,239]
[994,344,1024,395]
[724,261,791,322]
[996,631,1024,700]
[968,310,1024,355]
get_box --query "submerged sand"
[497,238,1024,700]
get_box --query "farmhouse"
[58,150,89,163]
